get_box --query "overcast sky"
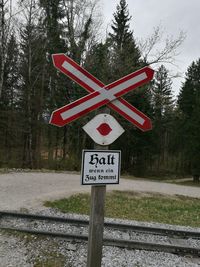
[101,0,200,96]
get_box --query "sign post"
[87,163,106,267]
[86,105,111,267]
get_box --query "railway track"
[0,211,200,257]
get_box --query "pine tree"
[0,34,19,109]
[109,0,141,78]
[107,0,154,176]
[152,65,173,119]
[0,34,21,166]
[151,65,174,172]
[18,0,48,168]
[39,0,101,167]
[39,0,69,166]
[178,59,200,182]
[84,41,112,84]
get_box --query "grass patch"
[0,229,38,242]
[33,253,66,267]
[45,191,200,228]
[45,194,90,215]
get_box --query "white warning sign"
[81,150,121,185]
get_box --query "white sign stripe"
[61,93,105,120]
[112,100,145,125]
[62,61,102,91]
[109,73,147,95]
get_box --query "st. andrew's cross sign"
[49,54,154,131]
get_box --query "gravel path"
[0,171,199,211]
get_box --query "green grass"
[45,191,200,228]
[45,193,91,215]
[33,255,66,267]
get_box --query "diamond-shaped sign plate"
[83,114,125,146]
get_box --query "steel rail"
[0,226,200,256]
[0,210,200,239]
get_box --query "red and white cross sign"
[49,54,154,131]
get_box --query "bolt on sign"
[81,150,121,185]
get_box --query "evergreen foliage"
[177,59,200,181]
[151,65,175,173]
[109,0,141,78]
[0,0,197,180]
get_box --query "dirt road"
[0,172,199,211]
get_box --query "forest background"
[1,0,200,182]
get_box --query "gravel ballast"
[0,209,200,267]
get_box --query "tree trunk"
[48,127,54,167]
[63,126,67,160]
[0,0,6,98]
[193,175,199,183]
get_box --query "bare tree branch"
[138,25,186,66]
[62,0,102,61]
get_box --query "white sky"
[101,0,200,96]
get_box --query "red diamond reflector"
[97,123,112,136]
